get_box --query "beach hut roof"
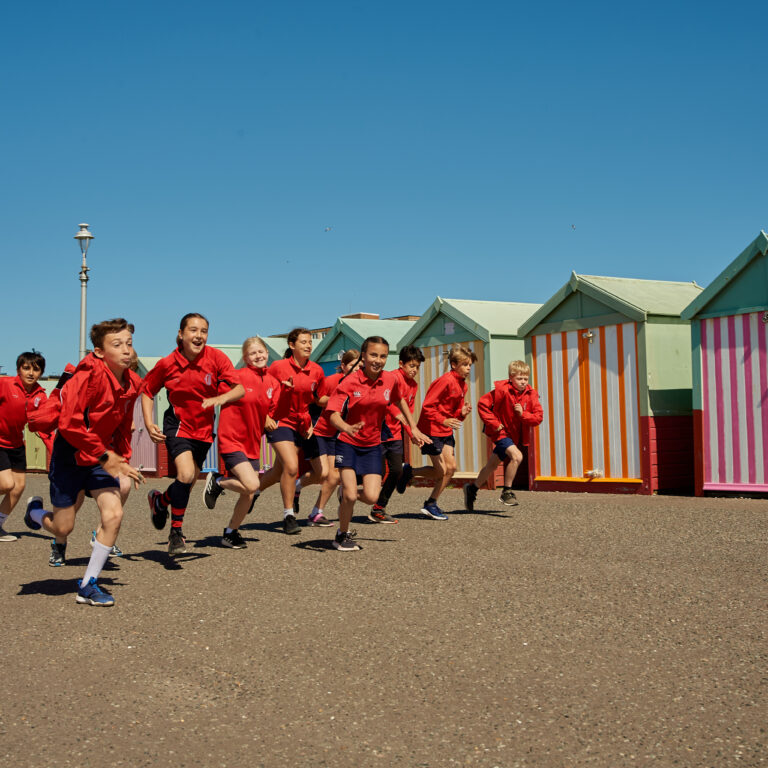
[518,273,703,336]
[681,231,768,320]
[312,318,416,361]
[399,297,541,346]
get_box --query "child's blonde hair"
[241,336,269,362]
[446,343,477,368]
[508,360,530,377]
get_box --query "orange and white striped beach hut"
[519,274,703,494]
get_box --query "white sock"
[0,512,8,526]
[284,508,294,518]
[30,506,49,527]
[82,540,111,584]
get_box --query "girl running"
[142,313,244,555]
[257,328,326,535]
[326,336,429,551]
[305,349,360,527]
[413,344,476,520]
[202,336,280,549]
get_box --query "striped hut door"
[411,341,486,475]
[130,397,157,472]
[532,323,641,481]
[701,313,768,491]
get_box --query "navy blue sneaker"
[203,472,224,510]
[76,577,114,606]
[420,500,448,521]
[463,482,478,512]
[396,463,413,494]
[90,530,123,557]
[49,540,67,567]
[24,496,44,530]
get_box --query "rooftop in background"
[271,312,420,341]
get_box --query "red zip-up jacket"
[268,357,325,434]
[218,365,280,459]
[0,376,48,449]
[416,370,468,437]
[57,355,142,465]
[477,380,543,447]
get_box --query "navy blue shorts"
[335,442,384,475]
[221,451,260,473]
[382,438,405,461]
[266,426,320,460]
[315,435,337,457]
[420,434,455,457]
[166,436,212,469]
[493,437,517,460]
[0,445,26,472]
[48,437,119,508]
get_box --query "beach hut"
[397,297,541,480]
[519,273,703,494]
[681,232,768,495]
[311,317,416,374]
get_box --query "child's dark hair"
[16,350,46,374]
[177,313,209,349]
[91,319,134,350]
[343,336,389,379]
[283,327,311,358]
[399,345,425,364]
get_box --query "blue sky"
[2,1,766,374]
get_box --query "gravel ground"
[1,475,766,768]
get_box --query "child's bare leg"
[257,457,282,492]
[358,474,383,506]
[430,447,456,501]
[503,445,523,486]
[338,468,358,532]
[270,442,300,510]
[92,488,123,548]
[474,454,502,489]
[0,469,25,519]
[41,505,77,545]
[312,457,338,510]
[226,462,261,530]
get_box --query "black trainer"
[283,514,300,535]
[333,529,360,551]
[49,540,66,567]
[396,463,413,494]
[221,528,247,549]
[203,472,225,509]
[463,482,478,512]
[168,528,187,555]
[247,492,260,515]
[293,493,300,515]
[499,488,519,506]
[148,490,168,530]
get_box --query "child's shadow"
[18,575,123,597]
[128,548,211,571]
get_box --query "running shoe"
[203,472,224,509]
[396,463,413,494]
[49,541,67,567]
[420,500,448,521]
[499,488,519,506]
[90,530,123,557]
[24,496,43,530]
[168,528,187,555]
[148,490,168,530]
[221,528,247,549]
[283,514,300,535]
[368,506,398,524]
[463,482,478,512]
[0,526,18,542]
[76,577,114,607]
[308,512,333,527]
[293,492,300,515]
[333,529,360,551]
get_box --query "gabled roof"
[399,297,541,347]
[681,231,768,320]
[210,345,242,367]
[518,273,703,336]
[312,318,415,361]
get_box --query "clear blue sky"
[2,0,766,375]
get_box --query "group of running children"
[0,313,543,607]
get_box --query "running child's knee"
[0,476,14,494]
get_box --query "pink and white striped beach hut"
[682,232,768,495]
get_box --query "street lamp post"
[74,223,94,360]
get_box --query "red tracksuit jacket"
[477,380,543,447]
